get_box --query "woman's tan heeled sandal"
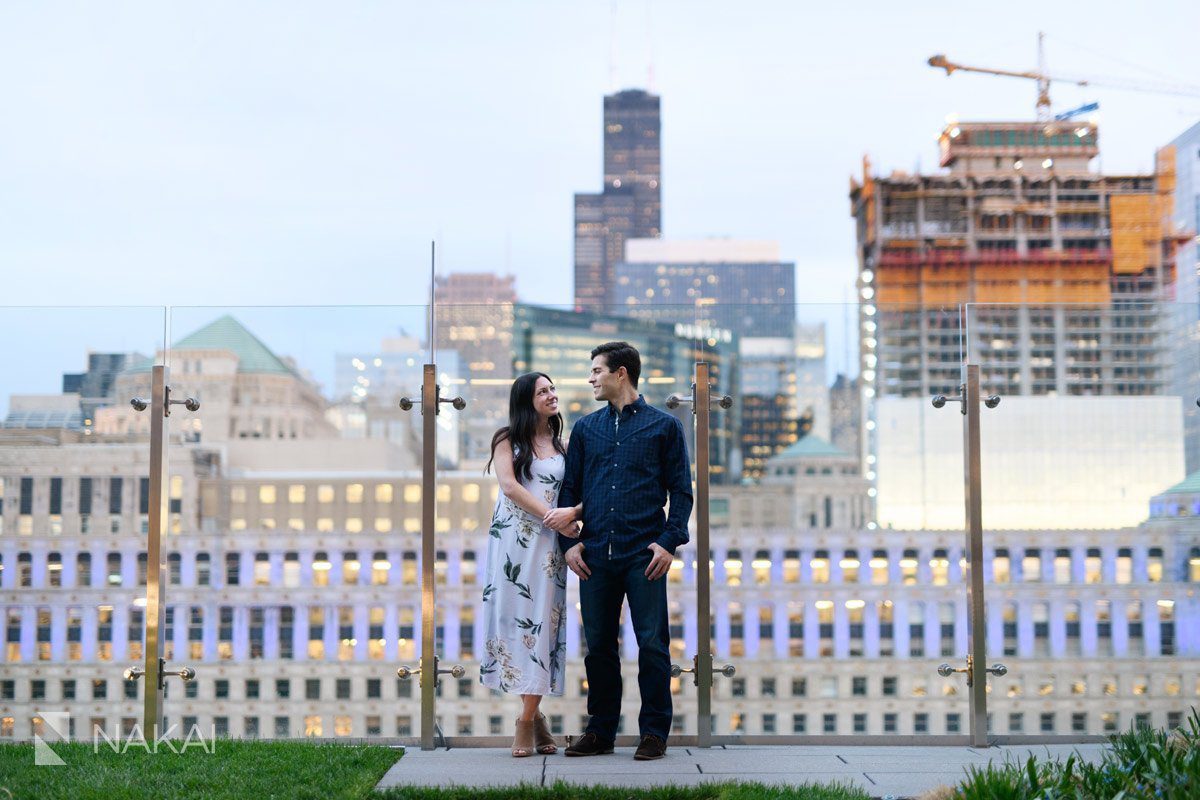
[533,713,557,755]
[512,718,536,757]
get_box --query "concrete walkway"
[375,743,1112,798]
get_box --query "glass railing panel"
[163,305,428,742]
[0,306,167,743]
[967,300,1198,739]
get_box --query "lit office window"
[346,518,363,533]
[47,552,62,588]
[1085,548,1103,583]
[1022,549,1042,582]
[312,552,331,587]
[259,485,276,504]
[1147,548,1163,583]
[371,552,390,585]
[283,552,300,588]
[724,550,743,587]
[788,605,804,657]
[342,552,361,585]
[97,606,113,662]
[1127,601,1144,656]
[1115,548,1133,584]
[317,485,335,504]
[782,550,801,583]
[930,549,950,586]
[1189,547,1200,582]
[463,484,480,503]
[401,553,418,584]
[1158,600,1175,656]
[752,550,771,585]
[729,605,744,657]
[218,606,233,660]
[908,602,925,657]
[461,551,477,585]
[67,607,82,661]
[404,485,421,503]
[1053,549,1072,583]
[846,600,864,657]
[810,550,830,584]
[1002,603,1018,656]
[993,548,1011,583]
[288,485,306,503]
[1064,602,1081,656]
[816,600,834,657]
[398,608,415,661]
[338,606,354,661]
[840,550,860,583]
[877,600,894,656]
[346,484,364,504]
[188,606,203,659]
[308,608,325,659]
[900,549,919,585]
[254,552,270,586]
[869,550,888,584]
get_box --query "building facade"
[850,121,1186,402]
[574,89,662,309]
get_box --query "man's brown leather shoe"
[564,732,615,757]
[633,734,667,760]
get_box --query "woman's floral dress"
[480,452,568,695]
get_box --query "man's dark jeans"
[579,546,672,742]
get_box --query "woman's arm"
[492,438,554,520]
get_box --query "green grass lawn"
[0,739,871,800]
[0,739,402,800]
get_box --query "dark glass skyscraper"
[574,89,662,309]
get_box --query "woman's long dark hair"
[486,372,566,481]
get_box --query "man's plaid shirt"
[557,395,693,557]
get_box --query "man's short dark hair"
[591,341,641,388]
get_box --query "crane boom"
[929,38,1200,122]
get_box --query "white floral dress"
[480,452,568,696]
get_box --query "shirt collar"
[607,394,647,419]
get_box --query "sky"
[2,0,1199,405]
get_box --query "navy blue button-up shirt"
[557,395,693,557]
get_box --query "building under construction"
[849,120,1188,400]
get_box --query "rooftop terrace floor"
[376,742,1114,798]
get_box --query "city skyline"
[2,2,1198,314]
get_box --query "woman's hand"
[543,506,577,534]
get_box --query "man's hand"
[645,543,672,581]
[565,543,590,580]
[543,507,577,535]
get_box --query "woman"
[482,372,579,757]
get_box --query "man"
[543,341,693,761]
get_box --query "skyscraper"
[574,89,662,309]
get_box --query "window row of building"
[6,544,1198,590]
[4,593,1190,665]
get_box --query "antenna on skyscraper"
[609,0,618,91]
[645,0,655,91]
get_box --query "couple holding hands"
[480,341,693,761]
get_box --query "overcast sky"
[1,1,1199,405]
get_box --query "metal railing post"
[932,365,1005,747]
[668,362,734,747]
[420,364,437,751]
[397,366,466,750]
[124,367,199,737]
[963,365,988,746]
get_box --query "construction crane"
[928,32,1200,121]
